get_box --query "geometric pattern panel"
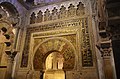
[81,18,93,67]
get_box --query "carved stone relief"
[33,49,43,70]
[68,4,76,17]
[33,36,76,71]
[36,10,43,23]
[21,18,93,68]
[77,2,85,16]
[30,12,36,24]
[81,18,93,67]
[51,7,58,20]
[30,2,85,24]
[59,5,67,19]
[44,9,51,21]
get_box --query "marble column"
[102,48,115,79]
[5,57,13,79]
[53,52,57,70]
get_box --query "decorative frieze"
[30,12,36,24]
[30,2,85,24]
[59,5,67,19]
[51,7,59,20]
[29,18,83,32]
[33,29,77,37]
[68,4,76,17]
[44,9,51,21]
[36,10,43,23]
[81,18,93,67]
[77,2,85,16]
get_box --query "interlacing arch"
[0,2,19,66]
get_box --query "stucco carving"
[68,4,76,17]
[51,7,58,20]
[59,5,67,19]
[81,18,93,67]
[30,2,85,24]
[30,12,36,24]
[21,17,93,68]
[77,2,85,16]
[44,9,51,21]
[33,37,76,71]
[36,10,43,23]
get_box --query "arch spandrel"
[33,49,44,71]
